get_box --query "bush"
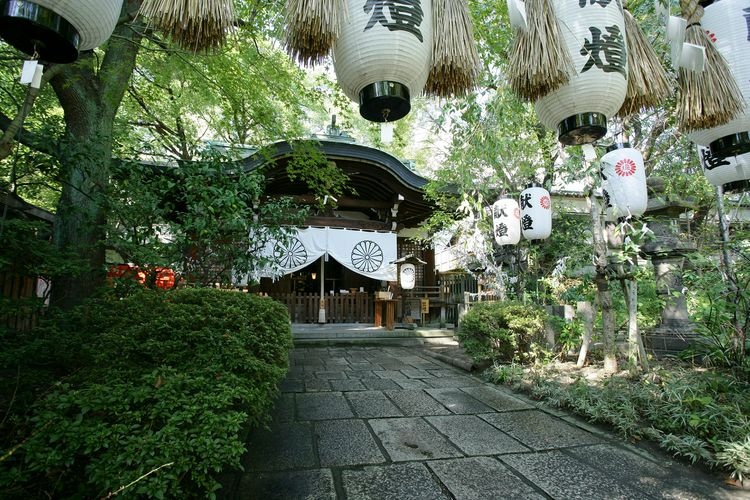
[0,288,293,498]
[458,301,549,364]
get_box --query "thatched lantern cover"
[0,0,120,63]
[698,145,750,193]
[686,0,750,158]
[600,144,647,221]
[519,186,552,240]
[333,0,433,122]
[492,198,521,246]
[534,0,628,145]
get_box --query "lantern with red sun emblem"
[492,198,521,246]
[600,143,647,221]
[520,186,552,240]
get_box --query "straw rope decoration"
[139,0,235,52]
[677,0,743,131]
[285,0,346,66]
[507,0,573,102]
[425,0,481,97]
[617,8,672,117]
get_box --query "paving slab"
[243,421,316,472]
[341,462,449,500]
[384,389,451,416]
[329,378,366,392]
[224,345,742,500]
[393,378,430,389]
[480,409,603,450]
[501,448,652,499]
[425,415,529,455]
[425,388,495,414]
[234,469,335,500]
[345,390,404,418]
[368,417,463,462]
[314,419,386,467]
[427,457,546,500]
[362,378,402,390]
[566,443,739,500]
[296,392,354,421]
[460,385,534,412]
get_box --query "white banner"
[258,227,397,281]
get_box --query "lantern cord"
[382,108,391,123]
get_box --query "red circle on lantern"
[540,196,551,209]
[513,208,520,219]
[615,158,637,177]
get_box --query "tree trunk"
[50,9,142,309]
[590,189,618,373]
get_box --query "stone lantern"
[640,177,698,357]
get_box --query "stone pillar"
[641,179,698,357]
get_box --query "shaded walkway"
[222,346,742,499]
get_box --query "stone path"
[222,346,743,499]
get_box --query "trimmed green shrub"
[0,288,292,498]
[458,301,549,364]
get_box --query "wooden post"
[576,301,594,367]
[318,257,326,324]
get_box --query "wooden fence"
[1,272,42,331]
[268,292,374,323]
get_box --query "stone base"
[643,327,703,358]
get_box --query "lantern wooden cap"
[557,113,607,146]
[359,81,411,123]
[711,132,750,159]
[0,0,79,63]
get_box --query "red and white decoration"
[399,263,416,290]
[687,0,750,158]
[492,198,521,246]
[333,0,432,122]
[534,0,628,145]
[600,145,648,220]
[520,186,552,240]
[698,145,750,188]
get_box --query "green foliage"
[458,301,549,363]
[0,288,293,498]
[107,149,306,286]
[284,141,354,211]
[488,363,750,480]
[682,249,750,367]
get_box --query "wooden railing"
[267,292,373,324]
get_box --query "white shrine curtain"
[256,227,397,281]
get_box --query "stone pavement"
[221,346,743,499]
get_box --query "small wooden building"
[240,135,439,324]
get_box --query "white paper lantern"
[492,198,521,246]
[520,186,552,240]
[333,0,432,122]
[600,144,647,220]
[535,0,628,145]
[687,0,750,158]
[698,145,750,191]
[0,0,120,63]
[399,263,416,290]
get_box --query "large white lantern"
[687,0,750,158]
[492,198,521,246]
[333,0,432,122]
[600,144,647,220]
[0,0,120,63]
[535,0,628,145]
[520,186,552,240]
[698,145,750,191]
[399,263,416,290]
